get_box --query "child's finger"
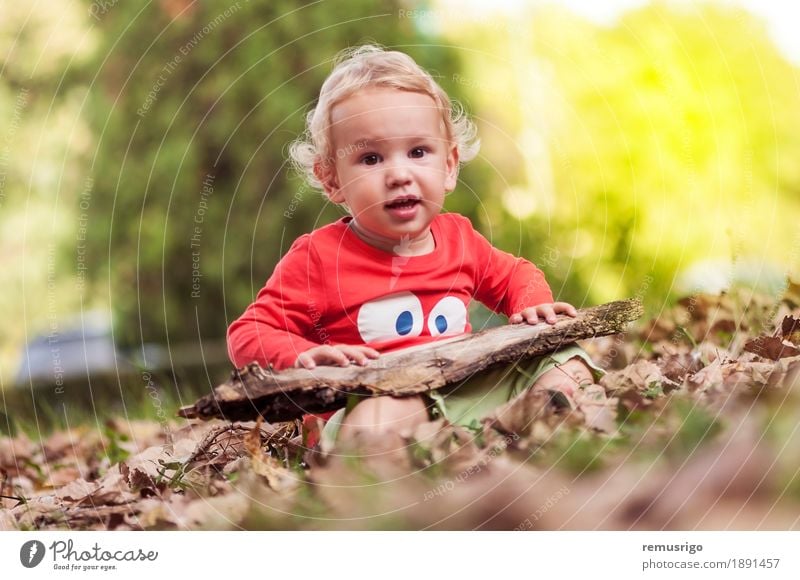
[308,346,347,367]
[353,346,380,363]
[326,346,351,366]
[296,353,316,370]
[509,313,523,324]
[522,310,540,324]
[539,305,557,324]
[555,302,578,316]
[340,346,370,365]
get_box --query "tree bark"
[179,298,642,423]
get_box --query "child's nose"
[385,162,412,188]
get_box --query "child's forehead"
[328,89,445,140]
[330,88,439,120]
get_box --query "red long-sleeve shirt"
[228,213,554,370]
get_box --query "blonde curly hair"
[289,44,480,191]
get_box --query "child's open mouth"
[385,197,420,209]
[384,196,422,219]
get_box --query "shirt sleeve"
[469,221,554,316]
[227,234,325,370]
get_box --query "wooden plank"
[179,298,642,422]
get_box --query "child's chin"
[387,225,430,240]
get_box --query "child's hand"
[294,344,380,370]
[509,302,578,325]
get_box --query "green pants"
[319,343,603,449]
[427,343,603,427]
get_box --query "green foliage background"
[1,0,798,388]
[79,0,477,350]
[443,3,800,307]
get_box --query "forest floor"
[3,284,800,530]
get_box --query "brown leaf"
[127,497,177,529]
[54,479,97,502]
[687,358,790,408]
[406,418,453,465]
[617,388,651,413]
[686,358,724,392]
[43,466,82,489]
[573,385,618,433]
[483,389,569,443]
[87,467,135,505]
[722,360,779,390]
[126,467,158,494]
[405,419,482,472]
[599,359,667,394]
[11,495,64,528]
[53,465,135,507]
[0,435,35,477]
[0,509,17,530]
[651,345,703,384]
[709,318,737,335]
[780,315,800,345]
[121,446,168,492]
[179,493,250,529]
[640,317,676,344]
[244,418,297,493]
[42,430,79,461]
[744,336,800,361]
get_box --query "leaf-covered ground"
[3,284,800,530]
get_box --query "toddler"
[227,45,603,451]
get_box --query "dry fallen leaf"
[7,287,800,531]
[54,478,98,502]
[243,418,298,493]
[600,359,670,395]
[574,385,618,434]
[483,389,563,442]
[744,336,800,361]
[781,315,800,344]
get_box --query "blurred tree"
[80,0,475,353]
[0,4,97,385]
[441,2,800,310]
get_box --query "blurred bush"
[440,2,800,310]
[79,0,476,349]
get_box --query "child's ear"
[314,158,344,203]
[444,143,460,192]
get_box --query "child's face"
[320,87,458,243]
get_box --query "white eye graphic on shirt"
[427,296,468,337]
[357,291,424,343]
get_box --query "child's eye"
[409,147,427,158]
[360,154,380,166]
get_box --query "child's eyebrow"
[351,135,439,148]
[334,137,374,153]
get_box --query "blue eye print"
[357,292,423,343]
[427,296,467,337]
[396,310,415,335]
[434,314,448,334]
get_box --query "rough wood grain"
[179,298,642,422]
